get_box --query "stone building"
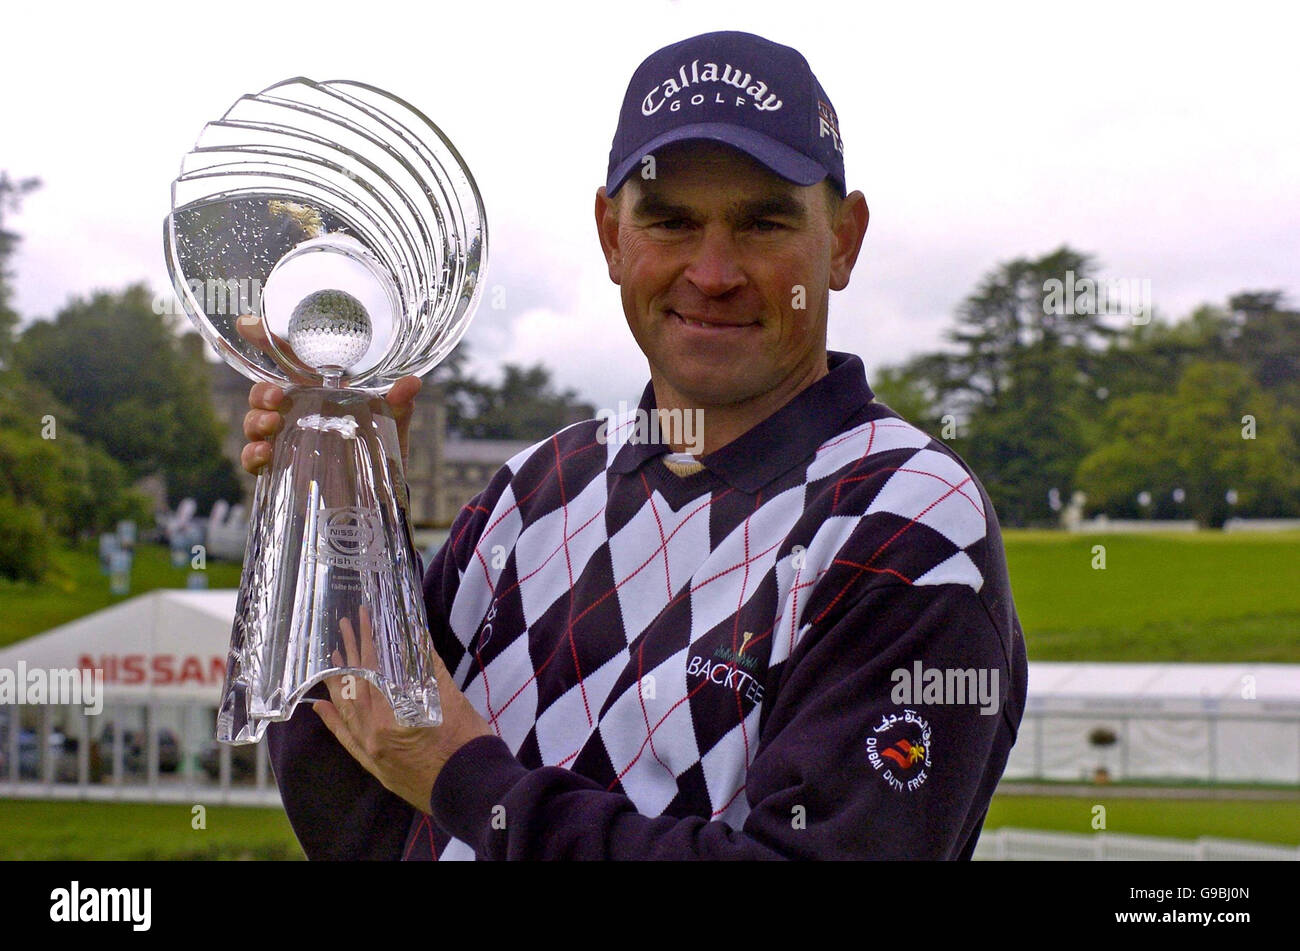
[439,436,534,523]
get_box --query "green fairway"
[0,541,244,648]
[1003,531,1300,661]
[0,799,303,860]
[985,792,1300,846]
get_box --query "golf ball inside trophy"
[287,290,373,372]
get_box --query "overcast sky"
[4,0,1297,411]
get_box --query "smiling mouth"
[667,309,757,330]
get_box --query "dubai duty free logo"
[865,708,932,794]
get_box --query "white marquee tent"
[1,589,236,702]
[0,589,276,802]
[1006,661,1300,784]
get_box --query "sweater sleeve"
[265,681,416,860]
[428,578,1025,860]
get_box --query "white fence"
[1224,518,1300,532]
[0,701,283,806]
[974,827,1300,860]
[1068,517,1300,533]
[1068,518,1199,533]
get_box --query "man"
[242,30,1027,860]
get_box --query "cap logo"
[641,59,783,116]
[817,100,843,156]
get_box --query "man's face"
[595,142,866,411]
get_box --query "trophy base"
[217,386,442,745]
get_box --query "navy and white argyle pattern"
[413,373,994,860]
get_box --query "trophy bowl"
[164,78,487,743]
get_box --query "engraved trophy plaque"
[164,78,486,743]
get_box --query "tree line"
[870,247,1300,527]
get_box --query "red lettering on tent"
[152,655,174,685]
[122,655,146,685]
[178,656,205,684]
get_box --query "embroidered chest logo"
[685,631,766,705]
[866,708,933,793]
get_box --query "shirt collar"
[609,351,875,493]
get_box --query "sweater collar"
[609,351,875,494]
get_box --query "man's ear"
[594,185,623,285]
[829,190,869,292]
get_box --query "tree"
[933,247,1120,524]
[1225,291,1300,406]
[1076,361,1300,526]
[869,363,944,433]
[0,173,151,580]
[943,246,1118,416]
[0,363,150,582]
[435,345,595,441]
[0,172,41,366]
[14,284,242,508]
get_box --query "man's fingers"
[337,617,381,717]
[236,314,274,352]
[357,605,380,671]
[241,380,286,474]
[323,665,374,727]
[248,381,285,412]
[387,375,421,413]
[243,407,283,442]
[386,375,421,468]
[428,642,453,689]
[241,441,273,475]
[235,313,316,382]
[339,616,361,669]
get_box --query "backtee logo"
[685,632,765,704]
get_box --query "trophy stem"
[217,386,442,744]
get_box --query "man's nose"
[684,226,746,297]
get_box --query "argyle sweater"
[267,351,1028,860]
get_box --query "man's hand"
[311,607,494,814]
[235,314,422,474]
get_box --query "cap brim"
[607,122,828,195]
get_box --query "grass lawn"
[1003,531,1300,661]
[1,791,1296,858]
[0,541,244,648]
[985,792,1300,846]
[0,799,303,860]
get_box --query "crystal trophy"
[164,78,487,743]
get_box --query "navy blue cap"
[606,31,846,197]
